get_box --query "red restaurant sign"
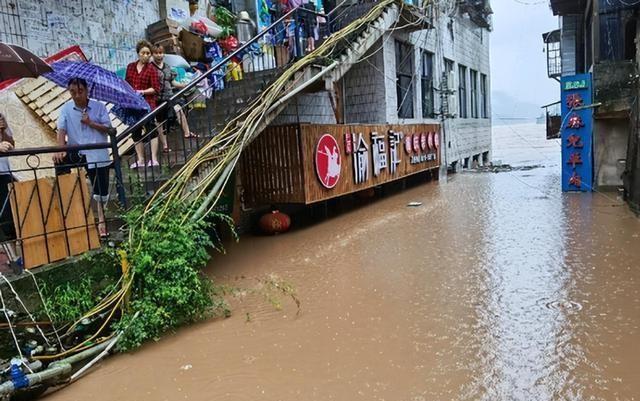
[315,134,342,189]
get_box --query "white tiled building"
[275,1,493,171]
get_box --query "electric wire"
[0,287,32,373]
[0,273,51,347]
[24,269,65,350]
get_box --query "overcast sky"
[490,0,559,107]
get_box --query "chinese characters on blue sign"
[561,74,593,192]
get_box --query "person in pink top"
[124,40,161,168]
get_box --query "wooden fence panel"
[240,125,305,206]
[10,171,100,269]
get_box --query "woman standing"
[125,40,161,168]
[151,44,198,152]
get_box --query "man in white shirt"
[53,77,113,237]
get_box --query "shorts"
[302,18,315,37]
[54,152,111,202]
[87,166,110,203]
[131,120,158,143]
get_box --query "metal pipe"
[0,339,113,396]
[0,363,72,395]
[70,334,121,381]
[0,142,111,158]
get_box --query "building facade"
[546,0,640,211]
[272,0,493,172]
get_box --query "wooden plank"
[34,86,66,109]
[58,171,100,255]
[26,81,58,102]
[10,172,100,269]
[14,77,48,97]
[42,93,71,115]
[10,178,66,269]
[48,106,63,122]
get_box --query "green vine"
[113,203,232,351]
[41,278,96,324]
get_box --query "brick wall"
[343,39,388,124]
[272,92,338,125]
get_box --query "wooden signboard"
[241,123,440,206]
[10,171,100,269]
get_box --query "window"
[470,69,478,118]
[599,13,623,61]
[480,73,488,118]
[395,41,414,119]
[458,65,468,118]
[421,51,434,119]
[444,59,454,81]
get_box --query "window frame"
[458,65,468,118]
[420,51,435,119]
[480,73,488,119]
[470,69,478,119]
[395,40,415,119]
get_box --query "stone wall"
[272,92,338,125]
[594,118,630,189]
[0,0,165,72]
[342,40,388,124]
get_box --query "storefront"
[240,123,440,206]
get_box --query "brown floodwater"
[45,124,640,401]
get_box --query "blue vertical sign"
[561,73,593,192]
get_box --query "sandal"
[163,147,172,153]
[184,132,199,138]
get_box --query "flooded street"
[45,124,640,401]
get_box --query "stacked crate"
[147,19,182,55]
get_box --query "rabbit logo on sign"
[315,134,341,189]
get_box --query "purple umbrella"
[44,60,150,111]
[0,42,52,81]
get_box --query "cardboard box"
[147,19,180,37]
[149,31,179,43]
[156,37,182,55]
[179,30,205,61]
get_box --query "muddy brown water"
[45,125,640,401]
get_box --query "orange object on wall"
[259,210,291,235]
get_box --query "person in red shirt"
[125,40,161,168]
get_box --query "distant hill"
[491,91,548,122]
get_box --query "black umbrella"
[0,42,52,81]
